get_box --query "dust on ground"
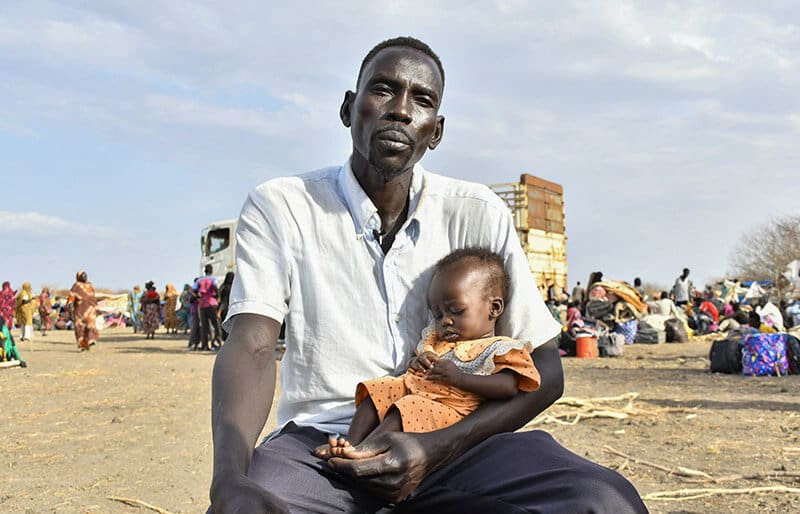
[2,328,799,513]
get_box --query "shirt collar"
[337,156,426,240]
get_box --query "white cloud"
[0,211,117,237]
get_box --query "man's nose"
[384,92,412,123]
[441,315,453,326]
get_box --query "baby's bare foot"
[314,433,350,460]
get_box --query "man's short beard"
[368,146,414,180]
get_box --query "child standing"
[318,248,540,456]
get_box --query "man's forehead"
[358,46,443,93]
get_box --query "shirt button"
[394,313,401,322]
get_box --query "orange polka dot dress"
[355,328,540,433]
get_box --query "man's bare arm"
[328,338,563,501]
[209,313,289,513]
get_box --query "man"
[194,265,222,351]
[209,37,646,513]
[571,280,586,305]
[673,268,692,307]
[633,277,645,300]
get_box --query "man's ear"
[340,90,356,127]
[428,115,445,150]
[489,297,504,320]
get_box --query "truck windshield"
[204,228,230,256]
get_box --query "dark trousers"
[209,422,648,514]
[188,311,200,347]
[199,306,221,350]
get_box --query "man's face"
[342,46,444,179]
[427,262,500,342]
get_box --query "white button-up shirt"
[226,158,562,435]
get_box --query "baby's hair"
[432,248,510,300]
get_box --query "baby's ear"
[490,297,505,319]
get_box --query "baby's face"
[428,262,497,342]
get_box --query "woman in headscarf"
[0,282,15,330]
[128,285,143,334]
[162,283,179,334]
[15,282,35,341]
[140,281,161,339]
[68,271,98,351]
[38,287,53,336]
[177,284,192,334]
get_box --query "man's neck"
[351,152,414,235]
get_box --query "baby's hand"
[426,359,462,387]
[409,351,439,373]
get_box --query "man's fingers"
[328,454,387,478]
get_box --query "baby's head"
[428,248,509,342]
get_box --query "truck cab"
[200,219,237,283]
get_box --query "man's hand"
[210,474,290,514]
[326,430,447,503]
[408,351,439,373]
[425,359,462,387]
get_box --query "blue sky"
[2,1,799,292]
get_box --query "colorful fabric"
[15,282,35,327]
[614,319,638,344]
[70,280,98,348]
[128,287,143,332]
[193,276,218,309]
[699,301,719,323]
[355,330,539,433]
[742,333,789,376]
[38,288,53,331]
[177,285,192,331]
[1,322,21,361]
[163,284,179,331]
[0,282,15,329]
[142,301,161,334]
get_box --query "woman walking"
[140,281,161,339]
[0,282,15,330]
[162,283,179,334]
[128,285,143,334]
[38,287,53,336]
[68,271,98,351]
[177,284,192,334]
[15,282,35,341]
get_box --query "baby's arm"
[426,360,518,399]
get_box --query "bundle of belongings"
[584,280,651,346]
[709,328,800,376]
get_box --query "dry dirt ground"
[2,327,800,514]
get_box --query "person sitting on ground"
[316,248,541,454]
[748,311,777,334]
[0,315,26,367]
[209,36,646,513]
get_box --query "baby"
[317,247,540,457]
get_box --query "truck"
[201,173,566,291]
[200,219,237,283]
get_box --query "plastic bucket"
[576,335,598,358]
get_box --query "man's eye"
[432,312,443,320]
[371,84,393,95]
[450,309,464,316]
[415,96,434,107]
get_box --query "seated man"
[209,37,647,513]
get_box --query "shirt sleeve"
[223,185,292,330]
[490,200,562,350]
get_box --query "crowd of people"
[548,267,800,356]
[0,267,236,364]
